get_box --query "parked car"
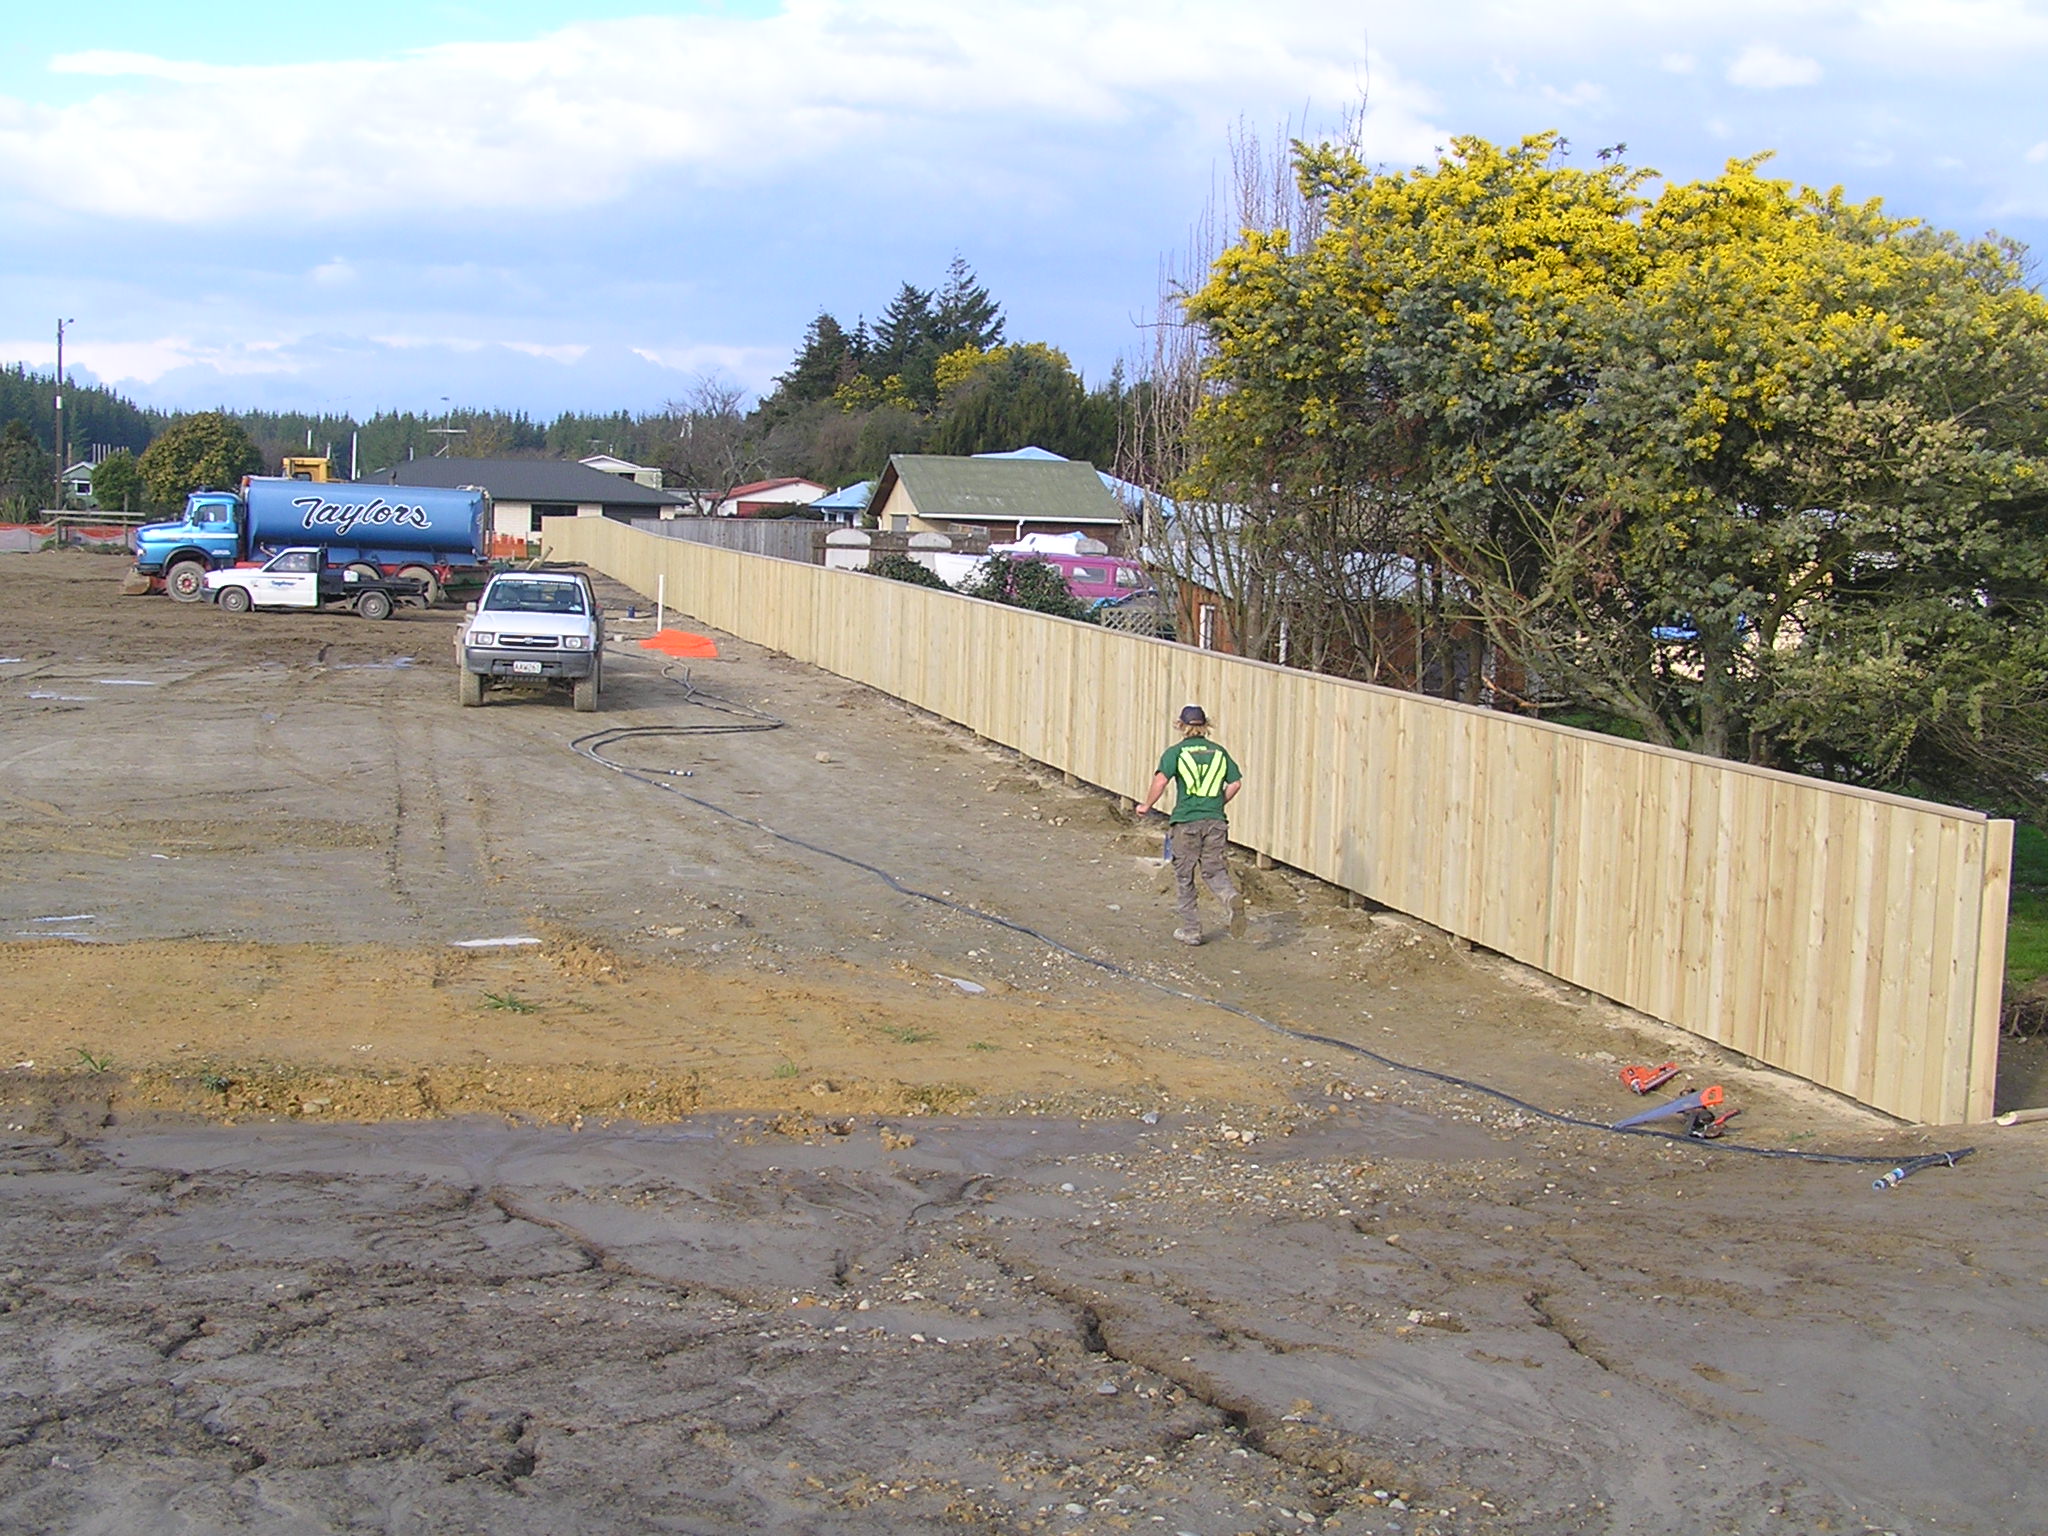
[202,547,424,620]
[457,569,604,711]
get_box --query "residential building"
[866,454,1127,549]
[60,460,96,507]
[809,480,873,525]
[579,453,665,490]
[365,457,690,554]
[715,477,829,518]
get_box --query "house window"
[529,502,576,533]
[889,515,909,532]
[1198,603,1217,651]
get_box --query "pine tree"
[869,284,936,379]
[775,313,857,404]
[932,256,1005,353]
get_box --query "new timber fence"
[548,516,2015,1125]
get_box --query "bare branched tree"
[655,374,769,514]
[1119,108,1464,688]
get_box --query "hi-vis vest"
[1175,743,1232,800]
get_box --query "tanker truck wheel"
[459,668,484,707]
[165,560,207,602]
[398,565,442,606]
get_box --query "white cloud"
[1726,43,1824,88]
[1660,52,1697,73]
[503,342,590,364]
[2027,141,2048,163]
[0,0,1427,225]
[48,51,242,85]
[23,335,296,384]
[310,258,356,287]
[1855,0,2048,59]
[1542,81,1605,108]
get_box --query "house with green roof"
[867,454,1127,550]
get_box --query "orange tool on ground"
[1619,1061,1681,1095]
[1612,1084,1724,1133]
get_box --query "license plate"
[512,660,543,675]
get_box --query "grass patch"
[968,1040,998,1053]
[2009,895,2048,988]
[771,1058,800,1079]
[75,1047,112,1073]
[2009,823,2048,991]
[480,991,539,1014]
[878,1024,937,1045]
[2004,823,2048,1034]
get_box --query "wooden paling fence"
[549,517,2014,1125]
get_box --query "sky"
[1,0,2043,420]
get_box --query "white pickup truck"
[203,546,425,619]
[457,568,604,711]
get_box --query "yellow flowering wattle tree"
[1184,131,2048,809]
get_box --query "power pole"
[53,318,73,512]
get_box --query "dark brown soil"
[3,549,2044,1536]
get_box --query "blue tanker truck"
[126,477,490,604]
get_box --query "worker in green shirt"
[1135,704,1245,945]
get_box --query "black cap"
[1179,704,1208,726]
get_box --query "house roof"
[578,452,651,475]
[365,457,685,506]
[974,446,1173,517]
[812,480,874,512]
[878,454,1124,526]
[726,477,827,499]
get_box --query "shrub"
[869,553,950,590]
[962,554,1092,621]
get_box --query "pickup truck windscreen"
[483,580,587,615]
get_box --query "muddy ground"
[1,548,2043,1536]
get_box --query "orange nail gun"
[1619,1062,1681,1095]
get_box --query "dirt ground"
[1,548,2044,1536]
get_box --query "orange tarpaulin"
[639,629,720,659]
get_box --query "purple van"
[1031,553,1150,606]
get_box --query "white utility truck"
[457,568,604,711]
[203,547,425,620]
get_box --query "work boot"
[1174,927,1203,946]
[1225,894,1247,938]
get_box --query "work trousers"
[1170,817,1237,927]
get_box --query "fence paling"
[550,517,2012,1125]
